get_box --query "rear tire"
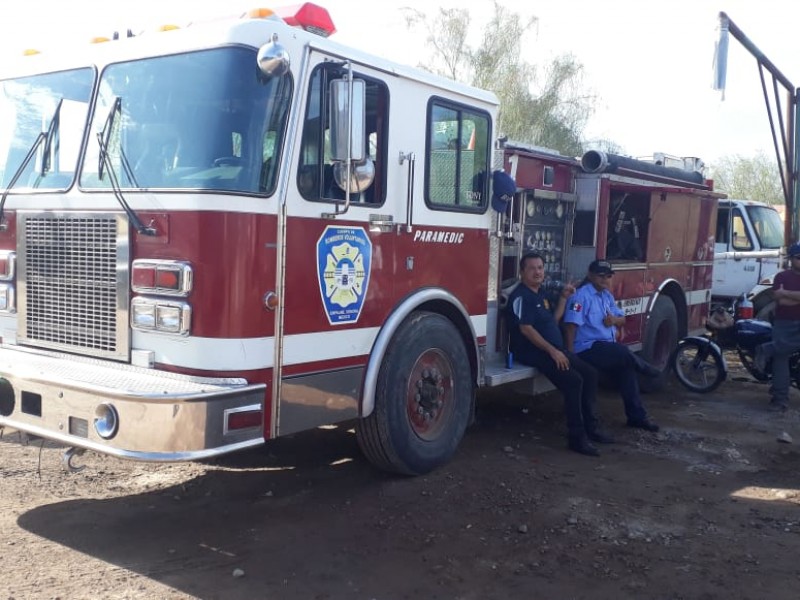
[639,296,679,393]
[356,311,473,475]
[671,338,726,393]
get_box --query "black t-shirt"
[505,283,563,367]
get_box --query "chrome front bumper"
[0,346,266,461]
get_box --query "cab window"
[731,210,754,251]
[425,99,491,212]
[297,65,387,205]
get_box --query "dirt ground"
[2,355,800,600]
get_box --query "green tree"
[402,2,595,157]
[709,152,784,204]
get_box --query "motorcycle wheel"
[671,338,727,393]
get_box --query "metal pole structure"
[718,12,799,245]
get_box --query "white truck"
[713,198,784,318]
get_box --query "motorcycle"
[670,308,800,393]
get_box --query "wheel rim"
[406,349,454,441]
[675,345,721,389]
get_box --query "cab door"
[274,56,399,436]
[714,205,759,298]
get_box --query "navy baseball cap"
[789,242,800,257]
[588,260,614,275]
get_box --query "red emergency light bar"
[272,3,336,37]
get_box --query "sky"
[2,0,799,167]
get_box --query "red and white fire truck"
[0,4,720,475]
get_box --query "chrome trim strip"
[273,42,312,438]
[0,419,264,462]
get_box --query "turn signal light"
[132,259,192,296]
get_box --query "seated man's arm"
[604,294,626,327]
[519,324,569,370]
[553,283,576,321]
[563,322,577,353]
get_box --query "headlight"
[131,297,191,335]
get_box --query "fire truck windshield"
[0,68,94,190]
[81,47,293,195]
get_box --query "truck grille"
[18,212,130,361]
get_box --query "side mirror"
[257,34,290,79]
[329,78,365,162]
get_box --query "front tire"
[639,296,679,393]
[671,338,726,393]
[356,311,473,475]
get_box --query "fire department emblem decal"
[316,226,373,325]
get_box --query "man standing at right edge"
[756,242,800,411]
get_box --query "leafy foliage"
[402,2,595,157]
[709,152,784,204]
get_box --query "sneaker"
[587,430,615,444]
[627,419,660,432]
[568,438,600,457]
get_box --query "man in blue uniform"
[562,260,660,433]
[506,252,613,457]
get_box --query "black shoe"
[568,438,600,457]
[627,419,660,432]
[587,430,615,444]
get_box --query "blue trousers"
[770,319,800,403]
[578,341,649,423]
[523,350,600,440]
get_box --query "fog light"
[94,403,119,439]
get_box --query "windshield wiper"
[96,97,155,236]
[40,97,63,176]
[0,99,64,229]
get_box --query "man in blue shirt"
[506,252,613,457]
[563,260,660,433]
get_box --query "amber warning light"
[271,3,336,37]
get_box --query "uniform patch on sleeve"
[569,301,582,312]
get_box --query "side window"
[716,207,729,244]
[606,190,648,261]
[732,210,754,251]
[426,100,491,212]
[297,65,387,205]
